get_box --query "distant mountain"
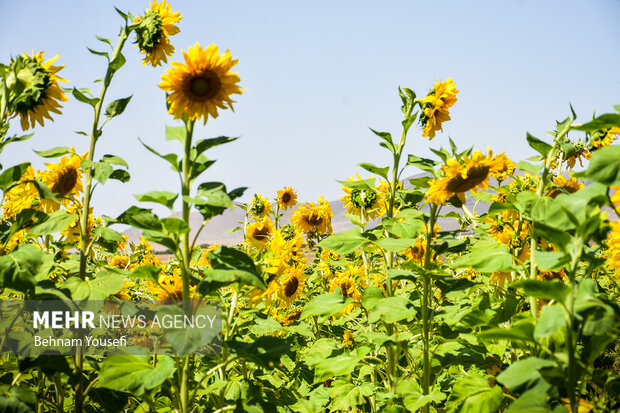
[124,175,490,251]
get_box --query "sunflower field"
[1,2,620,413]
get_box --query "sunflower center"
[284,276,299,297]
[252,226,271,241]
[52,167,78,196]
[281,193,291,204]
[306,214,324,226]
[340,282,352,299]
[190,71,222,99]
[446,165,490,193]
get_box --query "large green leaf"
[445,375,504,413]
[0,163,30,192]
[368,296,415,324]
[227,336,291,369]
[135,191,178,209]
[496,357,555,390]
[0,244,47,295]
[200,246,266,289]
[98,355,174,395]
[534,304,566,339]
[62,271,123,300]
[575,144,620,186]
[451,238,513,273]
[511,279,570,303]
[28,210,77,236]
[301,290,350,320]
[317,229,367,255]
[328,382,374,411]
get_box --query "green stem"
[421,204,438,413]
[565,239,582,413]
[180,119,195,303]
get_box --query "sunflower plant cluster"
[2,1,620,412]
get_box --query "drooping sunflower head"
[590,127,619,151]
[489,152,516,182]
[7,51,68,130]
[277,186,298,210]
[547,175,583,198]
[159,43,244,124]
[249,194,272,218]
[291,196,333,237]
[246,217,274,249]
[419,78,459,140]
[134,0,182,67]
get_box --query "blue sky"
[1,0,619,218]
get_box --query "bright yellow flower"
[277,265,307,307]
[342,331,355,348]
[340,174,385,221]
[134,0,182,67]
[159,43,244,124]
[420,78,459,139]
[8,51,68,130]
[547,175,583,198]
[426,150,496,205]
[291,196,333,237]
[40,148,87,211]
[276,186,298,210]
[148,268,195,300]
[246,217,274,249]
[1,165,38,220]
[611,186,620,215]
[607,220,620,282]
[489,152,516,182]
[109,255,130,269]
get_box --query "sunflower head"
[40,148,87,210]
[134,0,181,67]
[291,196,333,238]
[277,186,298,210]
[278,266,306,307]
[419,78,459,140]
[159,43,244,124]
[249,194,272,218]
[6,51,68,130]
[246,217,274,249]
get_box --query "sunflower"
[607,220,620,282]
[340,174,385,221]
[342,331,355,348]
[547,175,583,198]
[246,217,274,249]
[561,143,591,170]
[8,51,68,130]
[109,255,130,269]
[249,194,272,218]
[1,165,38,220]
[40,149,87,211]
[277,265,307,307]
[611,186,620,215]
[329,269,362,314]
[148,268,196,300]
[134,0,182,67]
[61,206,103,248]
[426,150,498,205]
[489,152,516,182]
[159,43,243,123]
[277,186,298,210]
[419,78,459,140]
[291,196,333,237]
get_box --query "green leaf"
[506,381,552,413]
[318,229,368,255]
[496,357,555,390]
[361,286,384,311]
[165,125,186,143]
[160,217,190,236]
[532,250,570,271]
[109,52,126,72]
[0,244,45,295]
[98,355,174,395]
[227,336,291,369]
[534,304,566,339]
[575,144,620,186]
[445,375,504,413]
[29,210,77,236]
[87,48,109,59]
[451,238,513,273]
[373,237,416,252]
[572,113,620,132]
[511,279,570,303]
[526,133,552,158]
[105,95,132,119]
[62,271,123,300]
[389,209,424,238]
[194,136,236,157]
[358,162,389,180]
[516,160,541,175]
[201,246,266,289]
[479,320,536,343]
[109,169,130,183]
[140,139,180,172]
[368,296,415,324]
[131,265,161,282]
[407,154,437,175]
[0,163,30,192]
[328,382,375,410]
[72,87,99,107]
[135,191,178,209]
[93,161,114,184]
[33,147,71,158]
[301,290,349,320]
[314,346,371,383]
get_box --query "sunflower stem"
[75,25,129,413]
[528,125,569,318]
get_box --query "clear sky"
[1,0,619,219]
